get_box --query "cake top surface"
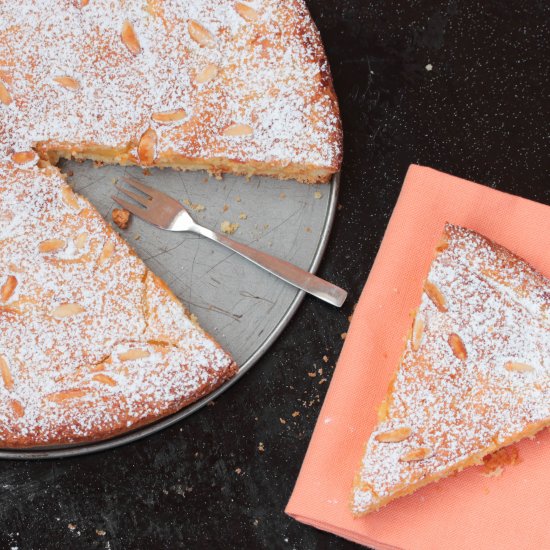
[0,161,235,447]
[0,0,342,171]
[352,224,550,515]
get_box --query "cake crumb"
[221,221,239,235]
[279,418,286,424]
[308,372,316,378]
[112,208,131,230]
[183,199,206,212]
[96,530,106,536]
[68,524,77,531]
[235,467,242,474]
[304,226,312,233]
[235,196,241,202]
[239,212,248,220]
[292,411,300,417]
[425,63,433,71]
[258,442,265,452]
[279,192,286,199]
[322,355,328,363]
[482,445,521,477]
[314,191,323,199]
[222,204,229,212]
[341,332,347,340]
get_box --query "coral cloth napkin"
[286,165,550,550]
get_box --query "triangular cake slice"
[352,224,550,516]
[0,0,342,183]
[0,161,237,448]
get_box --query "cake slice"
[0,0,342,183]
[0,161,237,448]
[352,224,550,516]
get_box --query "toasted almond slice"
[223,123,254,137]
[0,81,12,105]
[375,427,412,443]
[61,185,80,209]
[195,63,219,84]
[53,76,80,90]
[423,280,448,312]
[448,333,467,360]
[39,238,66,253]
[93,373,117,386]
[118,349,150,361]
[1,275,17,302]
[151,109,186,124]
[235,2,260,21]
[10,400,25,418]
[50,303,85,318]
[400,447,433,462]
[0,355,14,390]
[74,232,89,250]
[411,316,424,351]
[138,127,157,165]
[504,361,534,373]
[46,389,88,403]
[188,19,215,47]
[98,240,115,265]
[121,20,141,55]
[11,151,37,165]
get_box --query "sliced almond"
[138,127,157,165]
[1,275,17,302]
[74,232,89,250]
[376,427,412,443]
[424,280,448,312]
[50,303,85,318]
[235,2,260,21]
[53,76,80,90]
[223,123,254,137]
[400,447,433,462]
[448,333,467,360]
[188,19,215,47]
[0,355,14,390]
[46,389,88,403]
[61,185,80,210]
[151,109,186,124]
[93,373,117,386]
[121,20,141,55]
[411,316,424,351]
[39,238,66,253]
[0,81,12,105]
[504,361,534,373]
[10,400,25,418]
[118,349,150,361]
[11,151,37,165]
[195,63,219,84]
[98,240,115,265]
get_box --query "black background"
[1,1,549,549]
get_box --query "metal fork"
[112,176,347,307]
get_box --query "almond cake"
[0,0,342,447]
[352,224,550,516]
[0,0,342,183]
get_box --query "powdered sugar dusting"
[0,162,236,447]
[352,224,550,515]
[0,0,342,177]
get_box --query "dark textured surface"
[1,1,549,549]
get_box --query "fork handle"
[191,225,347,307]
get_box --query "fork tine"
[111,195,161,226]
[121,175,159,198]
[115,184,151,207]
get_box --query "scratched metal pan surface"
[0,162,339,459]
